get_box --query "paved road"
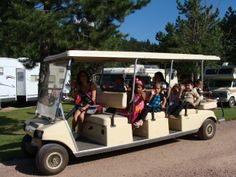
[1,121,236,177]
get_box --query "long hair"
[154,72,165,82]
[76,70,90,86]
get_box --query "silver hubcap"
[206,124,214,137]
[46,152,63,170]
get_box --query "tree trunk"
[38,61,49,97]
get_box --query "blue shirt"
[146,94,164,112]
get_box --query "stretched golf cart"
[22,50,220,175]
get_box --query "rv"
[0,57,40,108]
[102,64,178,87]
[205,63,236,107]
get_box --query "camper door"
[16,68,26,96]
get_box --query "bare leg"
[78,111,86,134]
[72,110,81,132]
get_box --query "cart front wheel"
[36,143,69,175]
[198,119,216,140]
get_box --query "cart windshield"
[36,62,69,120]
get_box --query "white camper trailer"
[103,64,178,87]
[0,57,40,107]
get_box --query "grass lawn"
[0,104,235,162]
[0,103,73,161]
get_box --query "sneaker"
[133,120,143,128]
[133,122,139,128]
[138,120,143,127]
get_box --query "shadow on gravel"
[2,158,41,176]
[178,134,202,141]
[1,139,179,176]
[70,138,179,165]
[1,136,202,175]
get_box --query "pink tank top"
[131,95,145,123]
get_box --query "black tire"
[36,143,69,175]
[21,134,38,157]
[228,97,235,108]
[198,119,216,140]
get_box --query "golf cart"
[22,50,220,175]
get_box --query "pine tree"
[0,0,150,92]
[221,7,236,64]
[156,0,223,80]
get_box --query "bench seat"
[82,113,132,146]
[86,113,128,126]
[133,111,169,138]
[168,109,216,131]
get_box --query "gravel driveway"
[0,121,236,177]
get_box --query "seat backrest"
[96,89,127,109]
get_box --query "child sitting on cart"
[168,80,200,119]
[119,78,146,125]
[133,82,167,128]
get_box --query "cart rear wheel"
[21,134,37,157]
[36,143,69,175]
[198,119,216,140]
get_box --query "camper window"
[59,68,65,73]
[49,75,56,83]
[0,67,3,75]
[219,68,233,74]
[59,79,64,85]
[17,72,24,81]
[205,69,217,75]
[31,75,39,82]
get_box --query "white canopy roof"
[44,50,220,63]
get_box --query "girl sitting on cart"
[133,82,167,128]
[71,70,97,133]
[120,78,146,126]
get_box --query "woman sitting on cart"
[71,70,97,133]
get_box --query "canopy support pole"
[166,59,174,116]
[129,59,138,124]
[201,60,204,83]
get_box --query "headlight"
[34,130,44,139]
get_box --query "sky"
[119,0,236,43]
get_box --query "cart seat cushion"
[145,111,166,120]
[96,90,127,109]
[85,113,128,126]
